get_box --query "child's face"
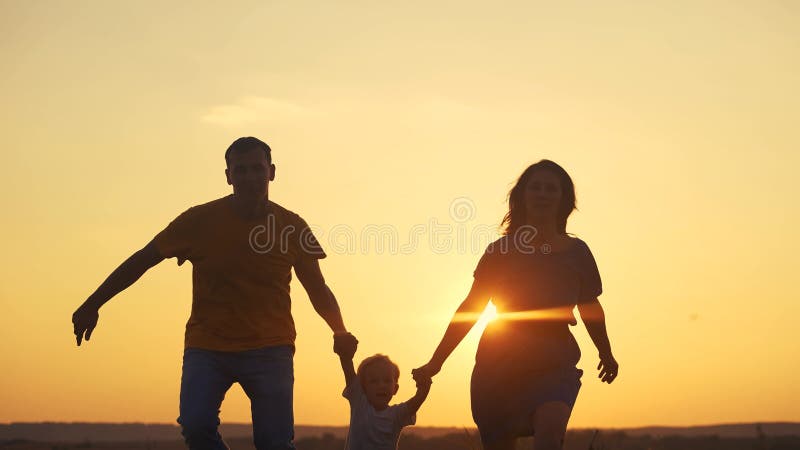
[361,362,399,410]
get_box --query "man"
[72,137,357,450]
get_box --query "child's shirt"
[342,379,416,450]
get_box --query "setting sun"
[475,301,498,329]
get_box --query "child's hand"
[414,373,432,389]
[333,332,358,358]
[407,372,433,413]
[412,361,441,383]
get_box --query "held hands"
[72,302,99,346]
[598,353,619,384]
[412,361,441,385]
[414,373,433,390]
[333,332,358,359]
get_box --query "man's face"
[225,149,275,200]
[361,362,399,410]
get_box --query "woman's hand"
[597,354,619,384]
[412,361,442,383]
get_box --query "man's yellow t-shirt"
[153,196,326,351]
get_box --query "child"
[334,339,431,450]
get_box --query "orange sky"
[1,1,799,428]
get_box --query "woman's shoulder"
[568,235,589,250]
[472,237,510,276]
[566,236,600,268]
[484,235,512,256]
[567,236,597,258]
[482,234,592,256]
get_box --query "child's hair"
[357,354,400,381]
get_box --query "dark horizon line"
[3,420,799,428]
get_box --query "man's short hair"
[357,354,400,381]
[225,137,272,166]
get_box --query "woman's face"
[524,169,562,221]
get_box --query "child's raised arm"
[405,375,432,414]
[339,354,356,385]
[333,332,358,385]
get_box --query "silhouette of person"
[72,137,358,450]
[413,160,618,450]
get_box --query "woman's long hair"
[501,160,577,236]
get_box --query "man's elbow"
[136,241,165,268]
[308,286,337,311]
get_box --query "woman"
[413,160,618,450]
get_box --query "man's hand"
[333,332,358,359]
[69,241,165,347]
[72,303,99,346]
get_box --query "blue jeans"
[177,345,295,450]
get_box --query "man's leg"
[237,345,295,450]
[177,348,234,450]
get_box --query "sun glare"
[475,301,498,329]
[456,303,577,326]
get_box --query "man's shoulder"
[182,196,230,216]
[186,198,304,217]
[268,200,307,223]
[164,197,228,226]
[194,196,230,210]
[179,197,311,227]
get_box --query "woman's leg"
[531,401,571,450]
[483,438,517,450]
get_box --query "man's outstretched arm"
[72,240,165,346]
[294,257,348,334]
[294,257,359,364]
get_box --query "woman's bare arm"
[577,298,618,383]
[412,279,490,379]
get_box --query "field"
[3,424,800,450]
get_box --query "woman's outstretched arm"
[412,280,490,380]
[577,298,619,383]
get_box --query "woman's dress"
[470,235,602,443]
